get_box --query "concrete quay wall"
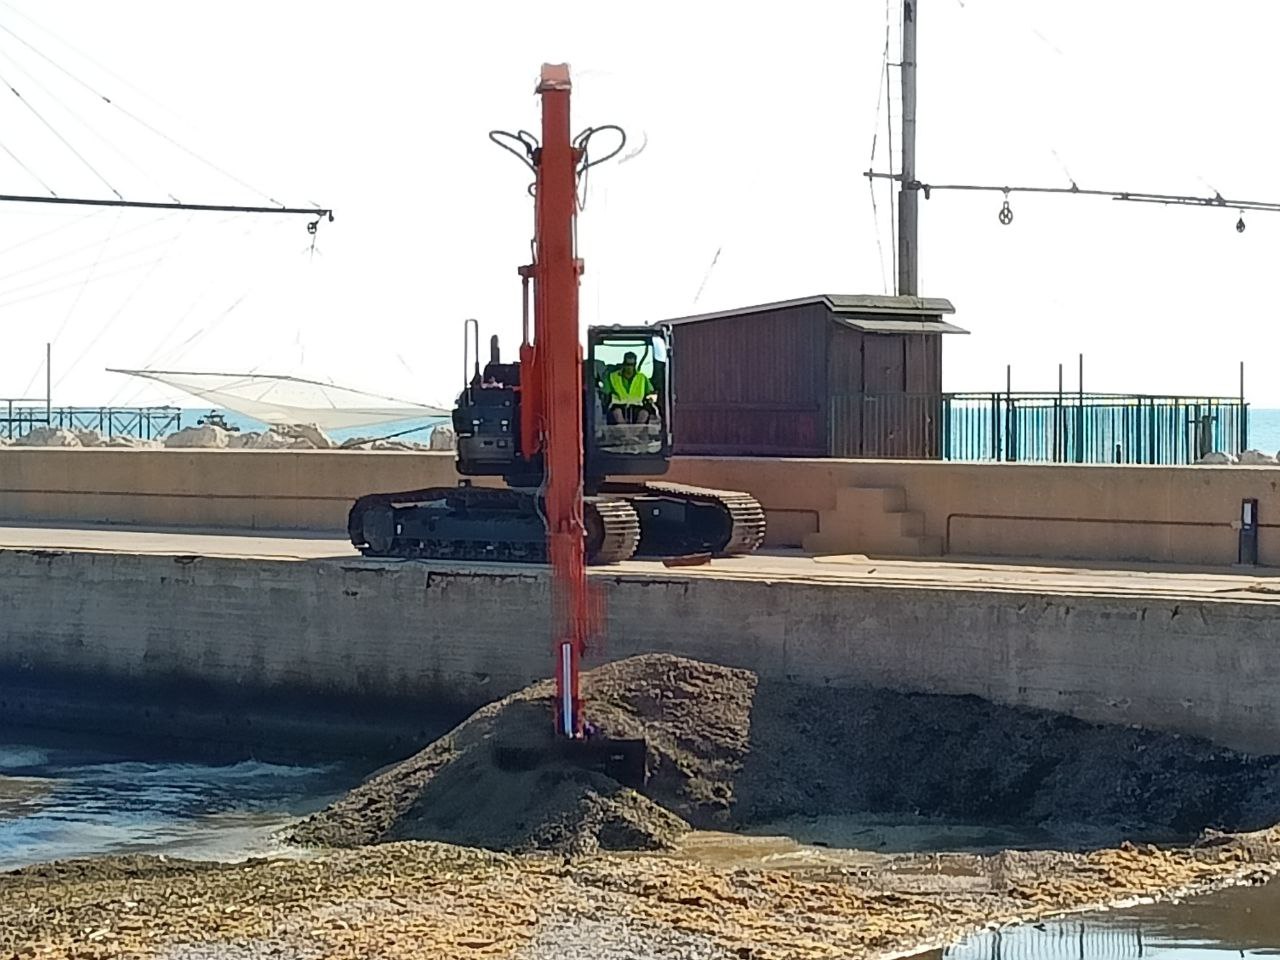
[0,448,469,530]
[1,448,1277,566]
[2,548,1278,757]
[665,457,1280,567]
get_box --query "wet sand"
[2,829,1278,958]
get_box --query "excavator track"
[598,481,766,559]
[348,485,641,565]
[584,496,643,565]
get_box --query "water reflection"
[935,882,1280,960]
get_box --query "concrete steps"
[803,485,942,558]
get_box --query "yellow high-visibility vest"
[608,370,652,405]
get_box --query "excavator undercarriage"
[348,480,764,565]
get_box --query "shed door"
[860,334,920,458]
[863,335,906,393]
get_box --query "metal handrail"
[0,404,182,440]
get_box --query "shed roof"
[834,315,967,334]
[665,295,966,335]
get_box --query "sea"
[1252,409,1280,454]
[174,408,447,446]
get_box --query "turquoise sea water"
[180,409,447,445]
[1248,408,1280,454]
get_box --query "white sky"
[0,0,1276,407]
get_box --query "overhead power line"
[0,11,329,221]
[864,171,1280,229]
[0,6,286,206]
[0,64,122,197]
[0,192,332,218]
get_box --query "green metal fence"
[830,393,1247,464]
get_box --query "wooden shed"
[665,294,964,458]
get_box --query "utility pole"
[897,0,919,296]
[45,342,51,423]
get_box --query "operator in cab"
[607,351,657,424]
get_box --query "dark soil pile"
[290,654,1280,854]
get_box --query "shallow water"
[927,881,1280,960]
[745,812,1082,855]
[4,738,1280,957]
[0,739,363,870]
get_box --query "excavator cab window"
[588,330,668,455]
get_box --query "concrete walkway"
[0,522,1277,603]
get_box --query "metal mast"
[897,0,919,296]
[870,0,1280,237]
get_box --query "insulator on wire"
[1236,215,1247,233]
[998,198,1013,225]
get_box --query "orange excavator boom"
[529,63,588,739]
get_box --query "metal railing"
[830,392,1247,464]
[944,921,1149,960]
[1,402,183,441]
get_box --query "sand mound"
[292,654,1280,855]
[290,656,749,854]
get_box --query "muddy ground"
[291,654,1280,855]
[1,831,1278,958]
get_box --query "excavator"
[347,64,764,755]
[347,73,765,567]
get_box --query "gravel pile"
[291,654,1280,855]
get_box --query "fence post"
[1008,398,1019,462]
[1005,365,1016,462]
[1152,399,1162,465]
[991,393,1001,461]
[1236,362,1248,454]
[942,394,951,460]
[1054,363,1063,461]
[1075,355,1084,463]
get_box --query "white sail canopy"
[109,369,449,431]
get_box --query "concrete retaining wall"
[2,548,1279,757]
[0,448,1277,565]
[0,448,472,530]
[671,458,1280,565]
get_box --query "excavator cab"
[584,325,672,482]
[453,322,672,488]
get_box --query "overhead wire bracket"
[865,169,1280,229]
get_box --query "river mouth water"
[0,737,367,870]
[3,735,1280,956]
[929,881,1280,960]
